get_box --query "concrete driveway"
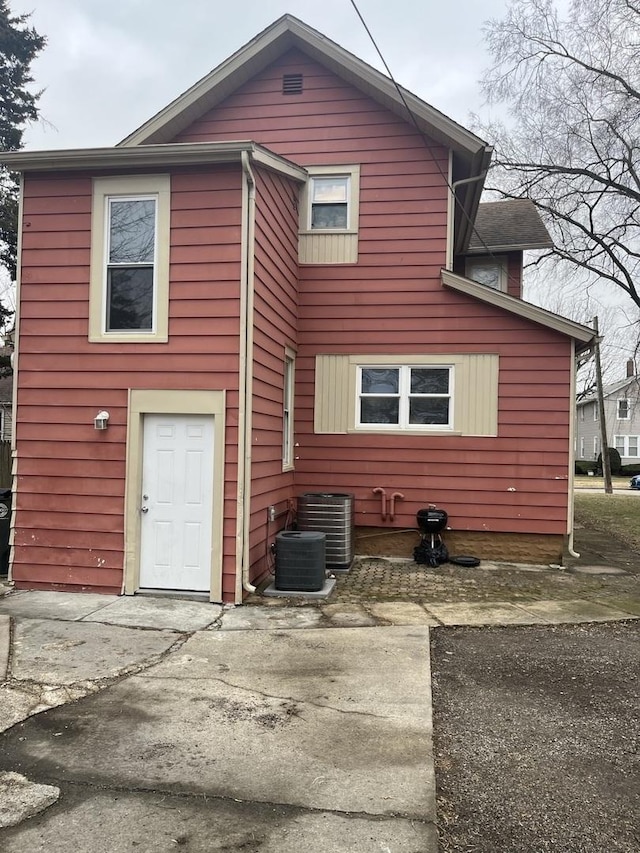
[0,593,437,852]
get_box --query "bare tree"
[476,0,640,328]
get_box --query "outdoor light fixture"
[94,410,110,430]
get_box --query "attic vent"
[282,73,303,95]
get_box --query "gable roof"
[118,14,492,254]
[467,199,553,255]
[441,269,596,352]
[578,374,640,406]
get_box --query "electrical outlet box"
[268,505,276,522]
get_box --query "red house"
[2,16,594,603]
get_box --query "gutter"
[236,151,257,601]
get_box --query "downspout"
[236,150,257,600]
[448,172,487,271]
[567,340,581,558]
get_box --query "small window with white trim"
[89,175,170,343]
[299,165,360,264]
[357,365,452,430]
[617,398,630,420]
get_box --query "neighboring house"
[1,15,594,603]
[576,361,639,466]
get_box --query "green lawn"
[574,492,640,552]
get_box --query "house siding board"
[14,167,245,595]
[247,166,299,584]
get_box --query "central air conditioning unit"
[297,493,354,571]
[275,531,326,591]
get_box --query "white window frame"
[579,406,585,421]
[356,364,453,431]
[593,436,599,458]
[580,436,585,458]
[302,166,360,234]
[89,175,170,343]
[593,404,599,421]
[465,256,508,292]
[282,348,295,470]
[614,435,639,458]
[617,398,630,420]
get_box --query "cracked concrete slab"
[219,605,325,631]
[366,602,440,625]
[80,596,223,632]
[0,680,101,734]
[0,784,437,852]
[514,599,634,623]
[0,771,60,828]
[426,602,545,626]
[0,627,435,821]
[0,613,9,681]
[0,591,118,621]
[10,618,182,684]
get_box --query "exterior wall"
[175,49,574,550]
[247,166,300,584]
[14,166,244,596]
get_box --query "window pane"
[312,177,348,203]
[311,203,347,229]
[629,437,638,456]
[107,267,153,330]
[614,436,625,452]
[360,398,399,424]
[361,368,399,394]
[109,199,156,263]
[409,398,449,425]
[410,368,449,394]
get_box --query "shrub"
[575,460,598,475]
[597,447,623,475]
[622,464,640,476]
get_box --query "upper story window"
[106,197,156,331]
[299,165,360,264]
[89,175,170,343]
[357,365,452,430]
[310,176,350,230]
[593,403,599,421]
[617,398,630,420]
[465,256,507,292]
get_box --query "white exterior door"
[139,414,215,591]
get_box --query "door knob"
[141,506,149,513]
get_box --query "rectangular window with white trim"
[357,365,452,430]
[282,350,295,470]
[89,175,170,343]
[614,435,639,457]
[299,165,360,264]
[617,398,630,420]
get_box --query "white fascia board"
[0,141,307,181]
[442,269,596,348]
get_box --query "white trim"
[282,347,296,470]
[89,175,170,343]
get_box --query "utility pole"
[593,316,613,494]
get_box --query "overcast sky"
[11,0,511,151]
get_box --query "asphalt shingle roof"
[467,199,553,254]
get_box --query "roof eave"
[442,269,596,351]
[0,140,308,181]
[465,239,554,255]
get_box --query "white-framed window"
[465,256,507,292]
[617,398,630,420]
[593,436,599,458]
[282,349,295,470]
[579,406,585,421]
[580,436,585,458]
[356,365,452,430]
[89,175,170,343]
[299,165,360,264]
[593,404,599,421]
[614,435,639,457]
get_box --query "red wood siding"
[247,166,300,583]
[15,167,244,596]
[171,49,573,540]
